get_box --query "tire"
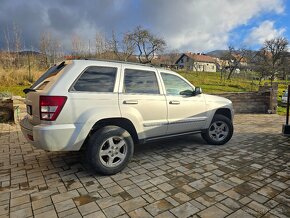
[86,126,134,175]
[202,114,233,145]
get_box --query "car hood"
[203,94,232,106]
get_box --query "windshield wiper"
[23,88,36,94]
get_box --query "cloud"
[244,20,286,46]
[140,0,285,52]
[0,0,286,52]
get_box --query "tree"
[127,26,166,64]
[2,25,13,68]
[167,49,180,65]
[110,31,135,61]
[249,52,268,84]
[95,32,109,58]
[255,37,289,85]
[40,32,63,67]
[223,46,248,80]
[13,23,22,68]
[2,23,22,68]
[280,55,290,80]
[71,34,85,57]
[39,32,51,67]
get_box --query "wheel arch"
[214,108,232,121]
[83,118,139,148]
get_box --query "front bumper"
[20,116,81,151]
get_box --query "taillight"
[39,96,67,121]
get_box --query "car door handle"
[123,100,138,104]
[169,100,180,105]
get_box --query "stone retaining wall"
[0,96,25,123]
[0,98,14,122]
[215,83,278,114]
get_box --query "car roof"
[71,59,155,68]
[70,59,180,75]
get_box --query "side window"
[124,69,159,94]
[72,66,117,92]
[161,73,193,95]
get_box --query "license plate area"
[27,105,32,115]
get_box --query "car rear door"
[160,71,207,135]
[118,65,167,139]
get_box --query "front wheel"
[86,126,134,175]
[202,114,233,145]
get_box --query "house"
[151,53,180,69]
[175,53,217,72]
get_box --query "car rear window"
[72,66,117,92]
[31,61,66,90]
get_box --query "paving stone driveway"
[0,114,289,218]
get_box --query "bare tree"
[255,37,289,85]
[110,31,135,61]
[95,32,108,58]
[71,34,85,57]
[168,49,180,65]
[2,26,12,68]
[50,38,62,64]
[3,26,11,54]
[40,32,51,67]
[249,52,268,84]
[40,32,63,67]
[2,23,23,68]
[127,26,166,64]
[223,46,248,80]
[13,23,22,68]
[280,55,290,80]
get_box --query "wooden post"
[282,84,290,135]
[286,85,290,125]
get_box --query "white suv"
[20,60,234,175]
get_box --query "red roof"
[185,53,216,63]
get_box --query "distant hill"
[19,51,42,56]
[206,50,228,58]
[206,49,262,59]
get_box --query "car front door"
[119,66,168,139]
[161,72,207,135]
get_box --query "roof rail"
[73,58,155,68]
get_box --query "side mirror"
[180,89,194,96]
[194,87,202,95]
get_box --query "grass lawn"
[277,83,288,116]
[179,71,259,93]
[0,85,29,97]
[180,70,288,116]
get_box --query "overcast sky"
[0,0,289,53]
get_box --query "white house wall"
[193,62,216,72]
[176,56,216,72]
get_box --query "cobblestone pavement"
[0,114,290,218]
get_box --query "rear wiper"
[23,88,36,94]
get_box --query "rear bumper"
[20,116,83,151]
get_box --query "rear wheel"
[86,126,134,175]
[202,114,233,145]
